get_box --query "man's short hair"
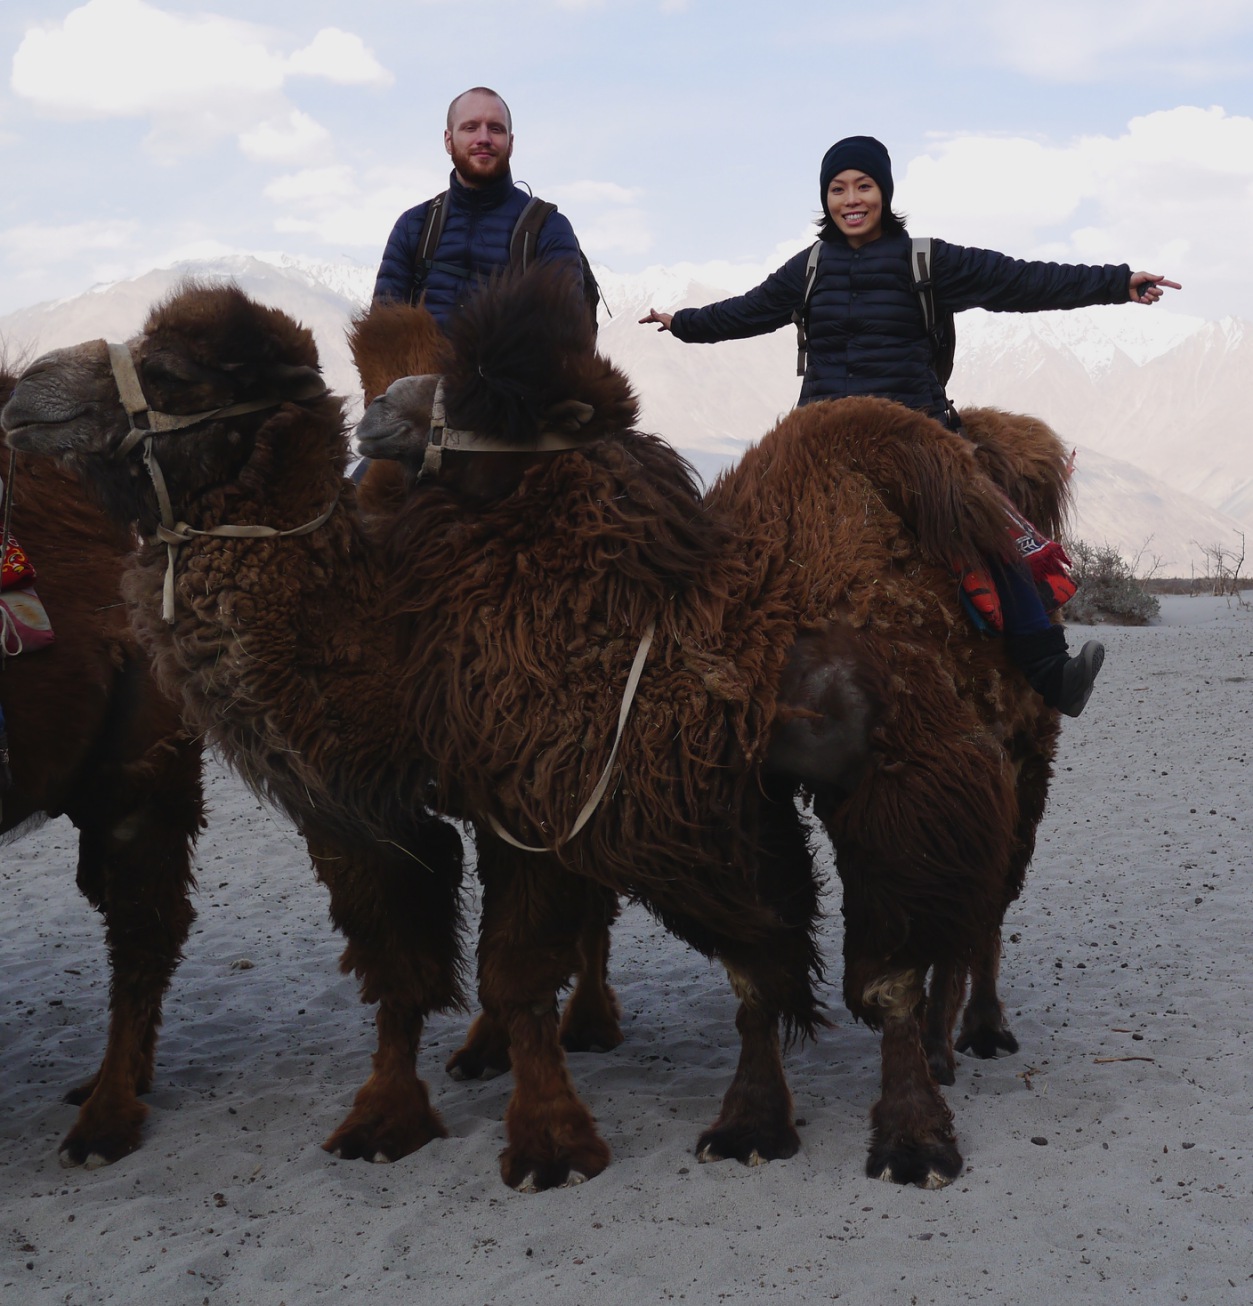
[446,87,512,134]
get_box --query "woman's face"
[826,170,884,247]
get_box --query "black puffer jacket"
[669,231,1131,416]
[373,169,583,326]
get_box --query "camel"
[0,369,205,1166]
[349,305,1067,1095]
[3,271,1062,1189]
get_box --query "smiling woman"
[639,133,1183,718]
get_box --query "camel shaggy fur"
[4,271,1063,1189]
[0,372,205,1166]
[356,269,1067,1185]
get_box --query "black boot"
[1005,626,1105,718]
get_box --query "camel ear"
[542,399,595,434]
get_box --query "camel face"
[355,374,441,465]
[3,339,123,460]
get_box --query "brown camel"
[4,271,1061,1189]
[0,370,205,1166]
[349,308,1068,1095]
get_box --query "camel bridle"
[105,340,338,624]
[409,376,656,853]
[419,377,590,478]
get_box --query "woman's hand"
[639,308,674,332]
[1129,272,1182,305]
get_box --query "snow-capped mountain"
[1,252,1248,578]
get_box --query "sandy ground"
[2,594,1251,1305]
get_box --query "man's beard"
[450,141,510,186]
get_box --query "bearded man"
[372,87,585,325]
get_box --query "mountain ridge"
[1,252,1246,576]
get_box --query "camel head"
[351,264,638,498]
[3,280,335,531]
[348,299,450,407]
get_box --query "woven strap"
[487,618,656,853]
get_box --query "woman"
[640,135,1180,716]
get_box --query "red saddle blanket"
[1,532,54,655]
[959,496,1077,634]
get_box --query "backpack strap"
[510,197,559,271]
[410,192,451,304]
[910,237,936,338]
[910,236,962,429]
[791,241,823,377]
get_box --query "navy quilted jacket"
[670,231,1131,416]
[372,169,583,326]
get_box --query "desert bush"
[1062,539,1160,625]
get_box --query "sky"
[2,0,1252,320]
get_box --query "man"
[372,87,584,324]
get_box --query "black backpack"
[411,191,603,332]
[793,237,955,385]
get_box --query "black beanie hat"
[820,135,894,208]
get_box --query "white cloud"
[549,181,643,205]
[285,28,391,86]
[264,166,359,207]
[10,1,389,161]
[239,111,333,165]
[11,0,282,117]
[1,219,139,264]
[970,0,1253,81]
[901,106,1253,319]
[267,165,447,249]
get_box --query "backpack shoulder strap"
[408,192,450,304]
[792,240,823,377]
[510,197,558,272]
[417,192,449,263]
[910,236,936,336]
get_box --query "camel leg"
[922,961,966,1086]
[474,837,610,1191]
[315,818,465,1162]
[447,884,622,1080]
[853,965,961,1188]
[59,739,203,1167]
[558,886,623,1054]
[954,932,1019,1059]
[445,1008,513,1082]
[693,784,819,1167]
[696,967,798,1165]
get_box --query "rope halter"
[105,340,337,623]
[419,377,592,477]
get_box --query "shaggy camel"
[0,371,205,1166]
[350,303,1068,1094]
[4,272,1060,1189]
[354,271,1066,1183]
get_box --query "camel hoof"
[866,1138,962,1188]
[445,1051,509,1082]
[695,1122,799,1166]
[956,1025,1020,1059]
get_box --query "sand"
[2,594,1251,1305]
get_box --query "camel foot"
[695,1117,800,1167]
[500,1131,610,1192]
[559,1007,625,1055]
[866,1134,962,1189]
[446,1012,512,1081]
[322,1077,447,1162]
[58,1097,148,1168]
[956,1022,1020,1060]
[500,1092,611,1192]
